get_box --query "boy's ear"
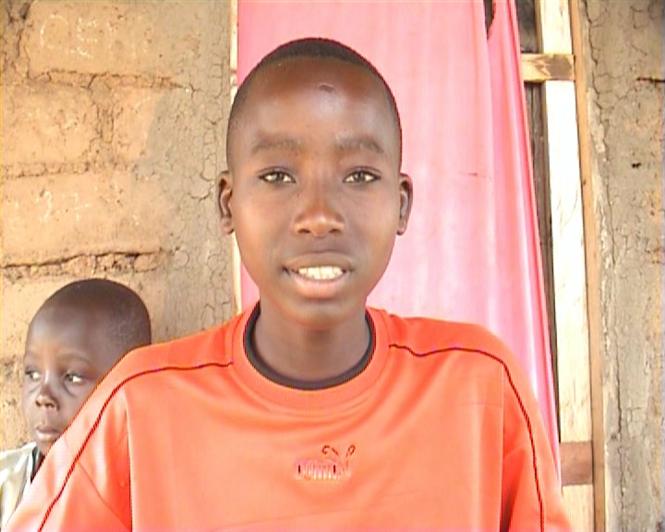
[397,173,413,235]
[218,170,234,234]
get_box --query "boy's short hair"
[227,37,403,164]
[37,278,151,354]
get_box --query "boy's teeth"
[296,266,344,280]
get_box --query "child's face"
[222,57,412,329]
[22,306,118,456]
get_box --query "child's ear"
[218,170,234,234]
[397,173,413,235]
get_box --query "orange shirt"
[8,307,570,530]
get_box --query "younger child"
[8,39,569,530]
[0,279,150,527]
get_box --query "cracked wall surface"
[582,0,664,528]
[1,0,234,448]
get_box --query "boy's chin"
[35,440,53,457]
[275,298,367,332]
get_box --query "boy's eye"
[24,369,41,382]
[344,171,379,184]
[64,372,85,385]
[259,171,295,184]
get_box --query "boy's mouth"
[285,262,351,299]
[295,266,345,281]
[34,424,61,444]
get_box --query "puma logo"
[295,444,356,481]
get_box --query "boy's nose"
[35,379,58,409]
[292,182,344,237]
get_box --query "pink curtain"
[237,0,560,468]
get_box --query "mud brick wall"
[582,0,664,528]
[1,0,234,448]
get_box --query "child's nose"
[292,181,344,237]
[35,378,58,409]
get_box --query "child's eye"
[64,373,85,385]
[259,171,295,184]
[24,369,41,382]
[344,171,379,184]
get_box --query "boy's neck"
[250,302,371,388]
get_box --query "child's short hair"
[36,278,151,353]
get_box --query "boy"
[0,279,151,528]
[8,39,570,529]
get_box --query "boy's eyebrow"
[335,135,385,155]
[250,135,385,156]
[22,352,93,365]
[251,135,303,154]
[57,352,94,364]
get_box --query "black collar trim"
[243,304,375,391]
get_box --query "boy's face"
[22,305,119,456]
[222,57,412,329]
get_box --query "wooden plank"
[561,440,593,486]
[563,485,595,531]
[517,0,538,53]
[544,80,592,444]
[537,0,573,53]
[521,53,574,82]
[537,0,591,442]
[569,0,606,529]
[536,0,595,528]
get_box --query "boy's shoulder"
[373,308,518,370]
[94,312,244,398]
[376,308,511,354]
[374,309,537,408]
[0,442,37,476]
[0,442,37,527]
[57,313,244,451]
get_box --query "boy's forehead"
[27,304,113,364]
[30,303,87,331]
[230,56,399,162]
[253,56,378,93]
